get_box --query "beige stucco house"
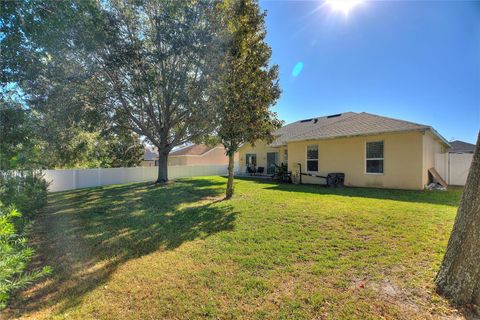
[168,144,236,166]
[238,112,450,190]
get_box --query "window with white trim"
[366,141,384,173]
[306,145,318,172]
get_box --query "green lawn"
[4,177,466,319]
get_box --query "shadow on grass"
[236,176,463,207]
[7,178,235,318]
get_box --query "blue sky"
[259,0,480,143]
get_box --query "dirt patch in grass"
[349,275,476,320]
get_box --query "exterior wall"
[238,140,284,173]
[286,131,425,190]
[168,147,236,166]
[279,146,288,166]
[422,131,447,187]
[168,156,188,166]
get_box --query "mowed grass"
[4,177,466,319]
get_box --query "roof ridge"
[360,112,429,128]
[451,140,475,145]
[170,144,196,156]
[281,111,356,126]
[281,112,359,142]
[199,145,217,155]
[170,143,218,156]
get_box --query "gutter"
[427,127,451,148]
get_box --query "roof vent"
[300,118,313,123]
[327,113,342,118]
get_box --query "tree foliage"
[213,0,282,198]
[1,0,144,169]
[102,126,144,168]
[0,99,42,170]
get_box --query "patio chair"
[246,166,256,176]
[256,167,265,175]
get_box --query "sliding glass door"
[267,152,278,174]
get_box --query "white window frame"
[365,141,384,175]
[306,144,319,173]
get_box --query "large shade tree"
[2,0,217,175]
[213,0,282,199]
[88,0,218,182]
[436,131,480,305]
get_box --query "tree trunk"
[225,152,235,199]
[436,131,480,305]
[156,151,169,183]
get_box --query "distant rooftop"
[449,140,476,153]
[170,144,221,156]
[143,148,158,161]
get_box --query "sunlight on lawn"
[4,177,463,319]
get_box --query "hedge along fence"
[43,164,240,192]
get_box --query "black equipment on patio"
[296,163,345,188]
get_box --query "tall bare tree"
[436,131,480,305]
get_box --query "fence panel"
[449,153,473,186]
[43,165,229,192]
[43,169,76,192]
[434,153,473,186]
[143,166,158,181]
[100,167,125,186]
[77,169,100,189]
[434,153,448,183]
[123,167,144,184]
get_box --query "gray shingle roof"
[270,112,357,146]
[170,144,219,156]
[143,148,158,161]
[449,140,476,153]
[270,112,446,146]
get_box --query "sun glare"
[325,0,364,16]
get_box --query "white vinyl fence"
[44,165,236,192]
[435,153,474,186]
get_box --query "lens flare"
[292,62,304,77]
